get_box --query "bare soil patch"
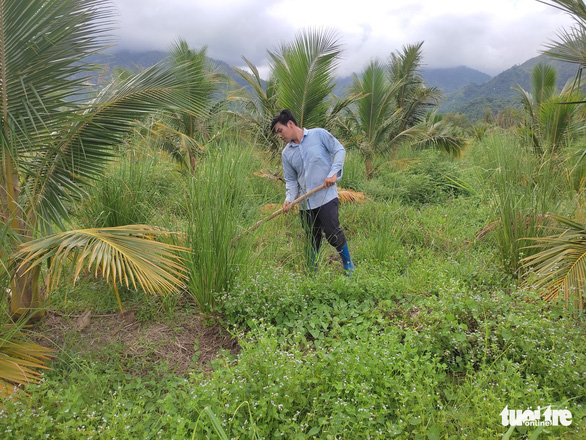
[30,310,240,376]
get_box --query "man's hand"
[324,175,337,187]
[282,200,292,213]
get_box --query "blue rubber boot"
[307,248,319,273]
[338,243,355,276]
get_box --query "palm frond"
[338,188,367,204]
[25,56,211,230]
[538,0,586,19]
[1,0,114,155]
[13,226,187,310]
[522,213,586,310]
[269,27,342,128]
[545,27,586,65]
[231,58,281,152]
[532,63,558,105]
[352,60,398,143]
[514,85,536,118]
[0,315,53,387]
[0,336,53,384]
[402,86,443,129]
[540,0,586,66]
[410,117,467,157]
[234,57,279,119]
[388,42,426,109]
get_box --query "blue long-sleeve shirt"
[281,127,346,210]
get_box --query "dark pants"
[299,198,347,253]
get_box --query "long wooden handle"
[233,183,327,242]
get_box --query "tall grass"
[184,144,252,312]
[479,133,569,274]
[76,154,168,228]
[350,200,405,263]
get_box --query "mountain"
[97,50,168,69]
[93,50,580,122]
[437,55,579,120]
[421,66,491,94]
[92,50,252,89]
[97,51,494,97]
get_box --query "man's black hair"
[270,109,298,131]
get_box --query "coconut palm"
[340,43,465,178]
[235,28,346,156]
[515,63,582,156]
[339,60,404,178]
[540,0,586,188]
[269,28,343,129]
[389,42,442,132]
[148,40,229,171]
[1,0,208,317]
[516,2,586,310]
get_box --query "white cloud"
[109,0,576,77]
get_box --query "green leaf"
[307,426,321,436]
[203,407,229,440]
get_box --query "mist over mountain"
[97,50,579,121]
[421,67,491,94]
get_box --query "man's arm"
[282,149,299,210]
[321,129,346,183]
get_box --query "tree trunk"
[10,263,45,319]
[2,152,45,318]
[365,156,374,180]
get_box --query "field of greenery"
[1,135,584,439]
[1,0,585,439]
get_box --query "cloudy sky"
[109,0,575,77]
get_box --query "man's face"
[274,121,296,143]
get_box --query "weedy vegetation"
[0,0,584,439]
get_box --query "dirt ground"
[31,309,240,376]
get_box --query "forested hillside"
[438,55,578,119]
[421,66,491,93]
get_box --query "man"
[270,109,355,274]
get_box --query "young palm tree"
[389,42,442,132]
[518,2,586,310]
[269,28,343,129]
[235,27,346,156]
[515,63,582,156]
[149,39,228,171]
[541,0,586,185]
[1,0,207,316]
[341,60,404,178]
[340,43,465,178]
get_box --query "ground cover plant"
[1,136,584,438]
[1,0,585,439]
